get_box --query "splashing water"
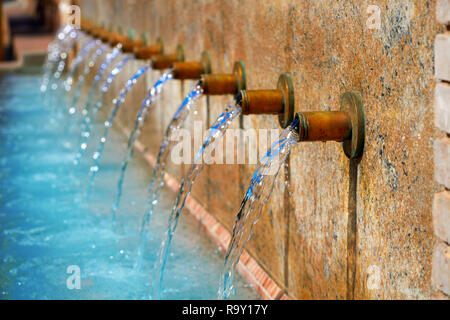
[61,38,100,95]
[72,44,124,165]
[152,103,242,300]
[86,64,152,192]
[41,25,80,94]
[41,27,81,109]
[66,42,108,120]
[111,70,174,220]
[135,83,204,269]
[218,116,299,299]
[91,54,133,117]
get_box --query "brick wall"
[433,0,450,300]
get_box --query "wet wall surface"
[79,0,443,299]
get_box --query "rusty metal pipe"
[99,29,110,43]
[241,90,284,115]
[295,111,351,142]
[122,39,143,53]
[151,45,185,70]
[172,51,212,79]
[152,54,180,69]
[200,61,246,95]
[134,44,162,60]
[201,74,239,95]
[173,62,205,79]
[109,32,126,47]
[237,73,293,128]
[237,72,365,158]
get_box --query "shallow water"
[0,69,258,300]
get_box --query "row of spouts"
[79,19,365,159]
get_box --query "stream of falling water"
[92,54,133,117]
[218,115,299,299]
[86,64,152,194]
[152,103,242,300]
[41,27,81,109]
[61,39,101,97]
[73,44,123,165]
[111,70,174,220]
[72,54,131,165]
[41,25,80,94]
[68,42,109,118]
[135,83,204,269]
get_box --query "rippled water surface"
[0,69,258,300]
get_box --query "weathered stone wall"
[79,0,444,299]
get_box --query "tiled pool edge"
[118,123,291,300]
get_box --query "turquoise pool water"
[0,68,258,300]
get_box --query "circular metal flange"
[201,51,212,74]
[128,28,135,40]
[141,32,148,46]
[233,61,247,92]
[277,73,295,128]
[176,44,185,62]
[156,37,164,54]
[340,91,365,159]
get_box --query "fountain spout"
[199,61,246,95]
[238,73,365,158]
[133,37,164,60]
[171,51,212,79]
[151,45,185,69]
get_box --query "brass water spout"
[134,37,164,60]
[151,45,185,70]
[172,51,212,79]
[109,32,126,47]
[199,61,246,95]
[122,38,143,53]
[238,73,365,158]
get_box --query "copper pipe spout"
[122,38,144,53]
[240,90,284,115]
[295,111,351,142]
[109,32,126,47]
[151,44,185,70]
[99,29,110,43]
[294,91,365,158]
[134,37,164,60]
[172,51,212,79]
[200,61,246,95]
[238,73,294,128]
[238,73,365,158]
[81,20,93,35]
